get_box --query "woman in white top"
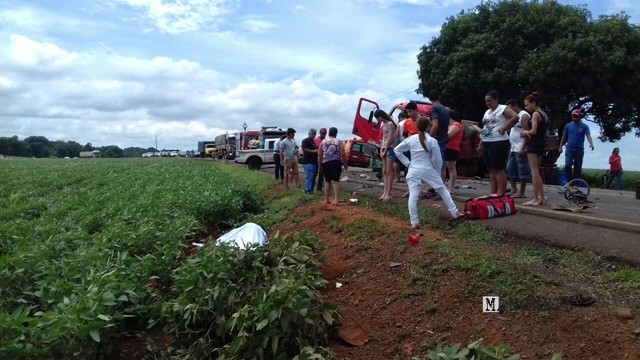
[479,90,519,195]
[395,117,464,229]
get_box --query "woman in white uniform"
[395,117,464,228]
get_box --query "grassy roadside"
[359,195,640,308]
[352,193,640,359]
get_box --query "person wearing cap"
[314,128,327,192]
[280,128,299,190]
[558,109,594,183]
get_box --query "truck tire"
[247,157,262,170]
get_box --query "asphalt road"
[251,162,640,265]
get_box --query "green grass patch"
[604,268,640,283]
[247,191,312,230]
[452,251,545,300]
[360,196,444,229]
[512,246,565,265]
[360,197,408,219]
[326,214,342,233]
[342,217,389,242]
[326,216,389,251]
[449,221,504,244]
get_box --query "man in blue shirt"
[558,109,594,183]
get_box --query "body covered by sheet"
[216,222,269,249]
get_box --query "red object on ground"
[407,234,420,245]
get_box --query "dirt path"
[273,195,640,359]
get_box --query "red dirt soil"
[274,198,640,360]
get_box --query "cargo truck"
[196,140,216,158]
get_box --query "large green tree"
[416,0,640,141]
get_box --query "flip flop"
[510,194,525,198]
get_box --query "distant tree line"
[0,135,157,158]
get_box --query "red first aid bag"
[464,193,517,220]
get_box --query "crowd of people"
[270,89,625,228]
[274,127,348,205]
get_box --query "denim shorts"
[386,148,397,159]
[506,152,531,181]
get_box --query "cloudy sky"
[1,0,639,170]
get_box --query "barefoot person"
[318,127,348,205]
[280,128,299,190]
[506,98,531,198]
[395,117,464,228]
[479,90,519,195]
[374,109,397,201]
[520,92,548,206]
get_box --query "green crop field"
[0,158,336,359]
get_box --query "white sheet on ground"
[216,222,268,248]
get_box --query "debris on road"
[551,204,594,213]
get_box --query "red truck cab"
[352,97,485,178]
[352,97,432,148]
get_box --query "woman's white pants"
[406,169,458,226]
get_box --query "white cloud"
[405,24,442,36]
[240,17,278,34]
[0,75,14,89]
[107,0,238,34]
[7,34,78,69]
[0,7,42,30]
